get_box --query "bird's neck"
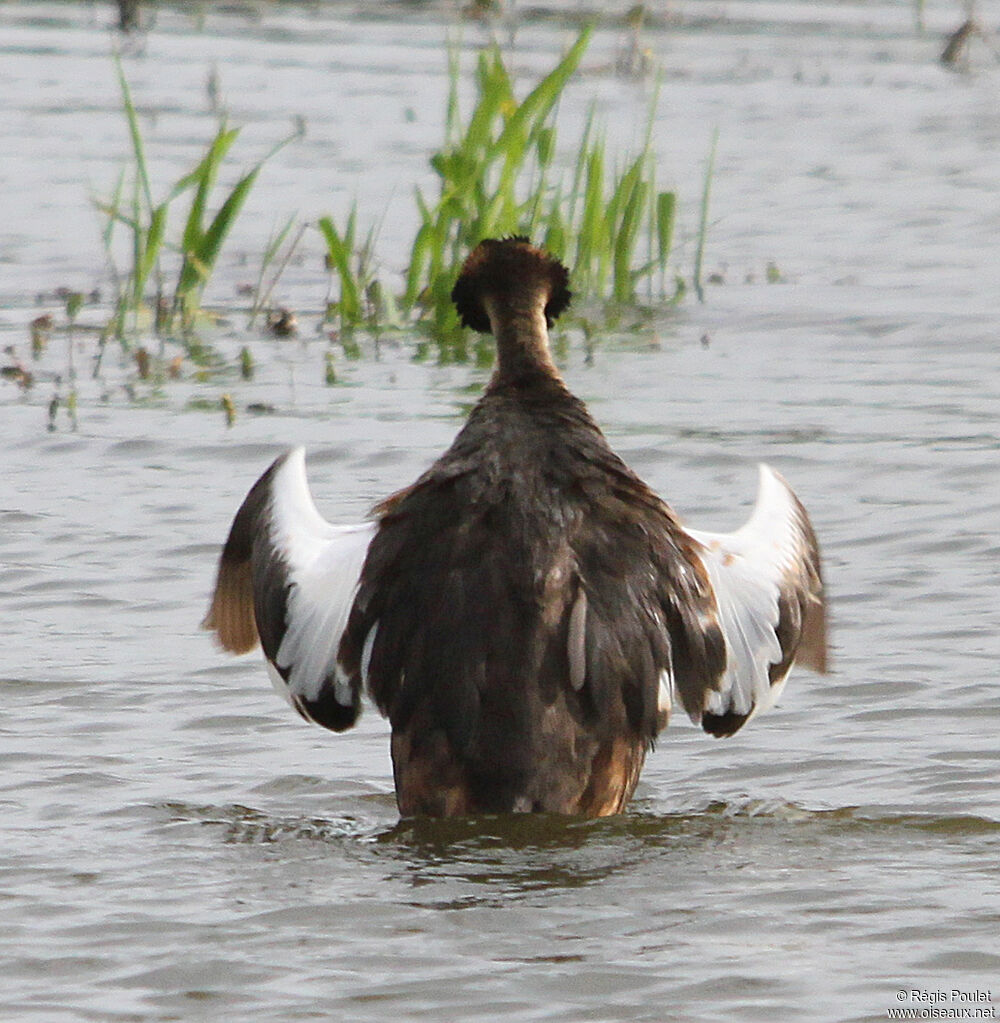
[485,293,560,384]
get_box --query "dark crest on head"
[451,237,572,334]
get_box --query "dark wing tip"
[451,237,572,334]
[298,693,362,732]
[701,707,753,738]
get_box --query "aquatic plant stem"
[693,127,719,304]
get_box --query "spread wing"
[677,464,827,737]
[202,447,376,732]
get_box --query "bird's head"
[451,237,572,335]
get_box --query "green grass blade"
[542,187,566,259]
[445,41,462,147]
[535,126,555,169]
[176,162,260,308]
[693,128,719,304]
[130,171,143,307]
[613,177,647,302]
[263,213,297,266]
[180,125,240,257]
[493,28,591,199]
[576,141,605,293]
[465,47,510,157]
[318,214,362,323]
[656,191,676,265]
[173,130,294,316]
[136,202,168,301]
[168,127,239,207]
[344,205,357,254]
[566,103,596,232]
[115,56,153,212]
[404,222,436,309]
[101,165,127,253]
[414,186,433,225]
[249,214,301,324]
[493,26,591,159]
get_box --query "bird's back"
[340,374,714,815]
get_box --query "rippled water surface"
[2,2,998,1021]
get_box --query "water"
[2,2,999,1020]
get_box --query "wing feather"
[203,447,376,732]
[681,465,827,737]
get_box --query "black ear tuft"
[450,242,497,333]
[451,238,572,334]
[543,258,572,327]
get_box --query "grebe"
[204,238,827,817]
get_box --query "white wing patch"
[682,464,824,729]
[264,448,376,716]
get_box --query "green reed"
[247,215,305,328]
[98,58,292,336]
[318,210,363,330]
[97,36,702,366]
[693,127,718,304]
[319,28,683,345]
